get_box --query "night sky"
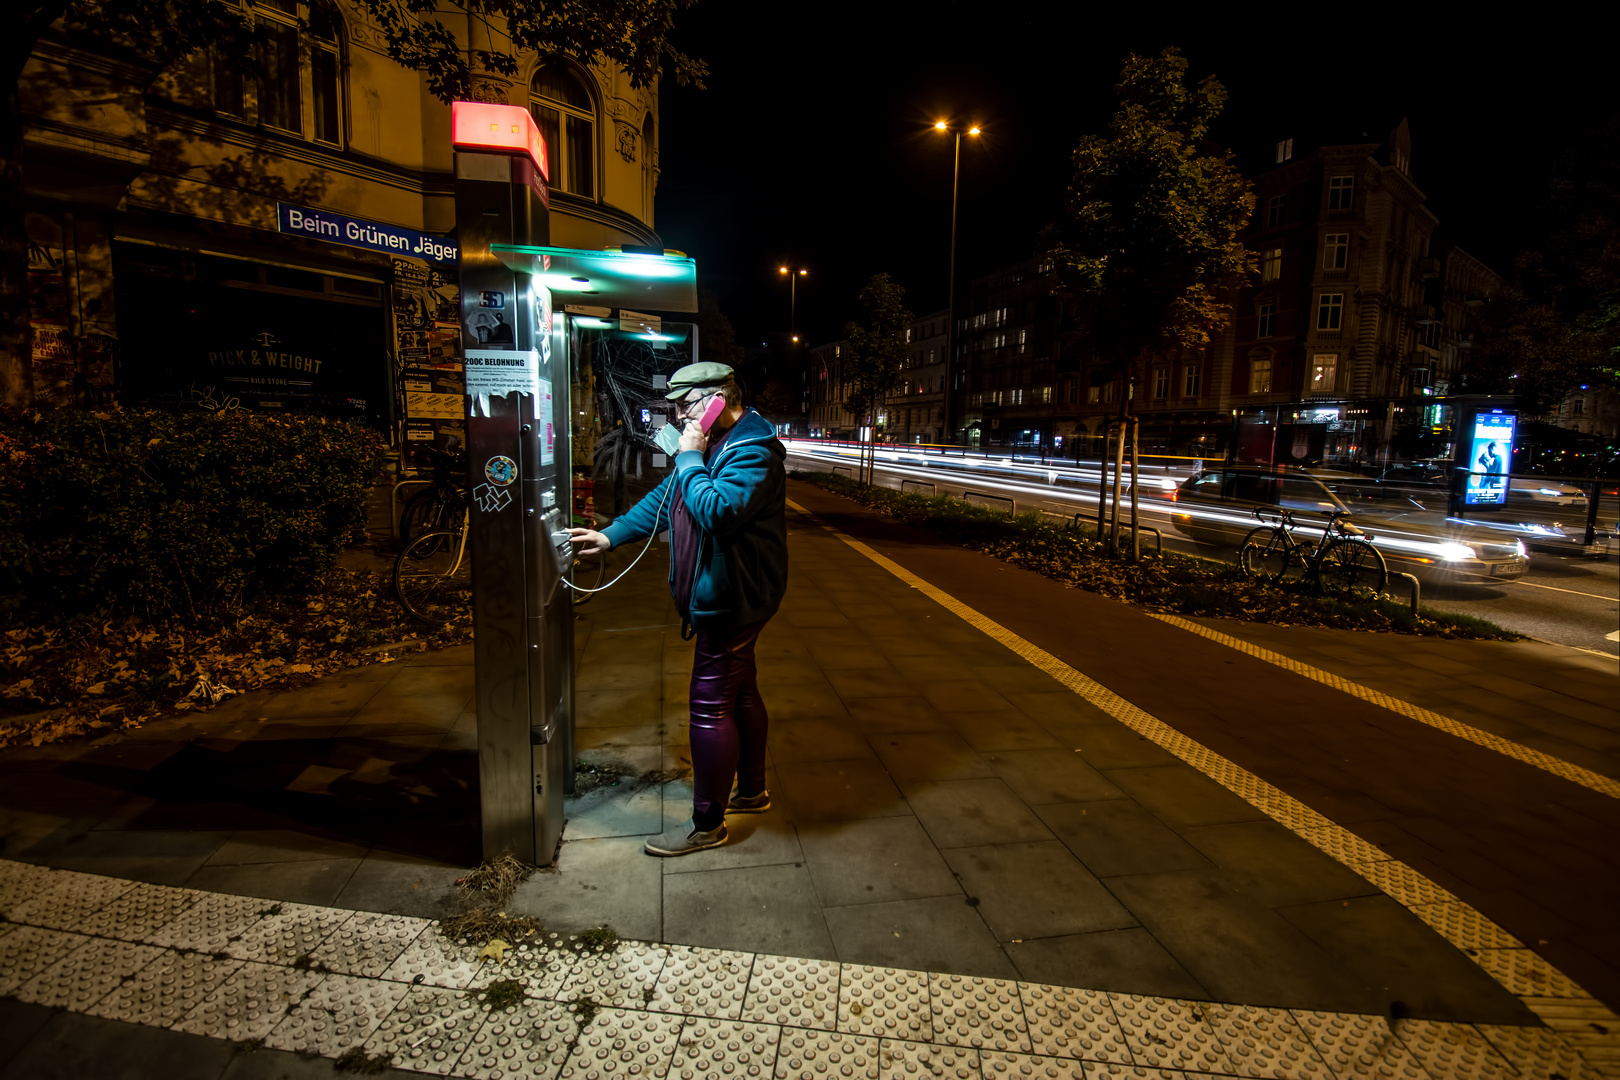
[654,4,1608,350]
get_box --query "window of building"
[1153,367,1169,398]
[1250,356,1273,394]
[1067,379,1079,404]
[1417,320,1440,349]
[1276,138,1293,163]
[1323,233,1348,270]
[1103,380,1116,403]
[1257,301,1276,339]
[1328,175,1354,210]
[1317,293,1343,330]
[1571,398,1584,416]
[214,0,345,145]
[1261,247,1282,282]
[1266,194,1287,226]
[309,3,341,144]
[1086,385,1100,404]
[1038,385,1052,404]
[1008,388,1023,405]
[1310,354,1337,393]
[531,64,596,197]
[1183,364,1201,398]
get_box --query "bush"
[0,406,387,622]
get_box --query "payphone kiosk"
[451,102,698,865]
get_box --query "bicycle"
[399,445,467,545]
[1239,507,1388,596]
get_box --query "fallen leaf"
[479,938,511,963]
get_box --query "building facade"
[21,7,661,440]
[956,265,1063,448]
[878,309,947,444]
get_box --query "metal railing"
[963,490,1016,515]
[831,465,854,479]
[900,479,938,496]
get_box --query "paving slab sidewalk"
[0,479,1616,1077]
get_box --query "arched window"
[530,64,595,197]
[211,0,344,147]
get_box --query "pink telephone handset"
[697,395,727,434]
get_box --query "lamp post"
[778,266,808,343]
[933,120,979,446]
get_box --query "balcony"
[1416,257,1441,281]
[1313,331,1343,342]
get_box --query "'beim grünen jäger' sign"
[277,203,458,263]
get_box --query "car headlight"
[1435,542,1477,561]
[1515,540,1527,557]
[1538,488,1564,496]
[1521,523,1559,535]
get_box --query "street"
[782,440,1620,657]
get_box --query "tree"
[1041,48,1252,557]
[1461,119,1620,415]
[695,287,743,370]
[840,272,911,481]
[1043,48,1253,377]
[3,0,707,405]
[753,376,798,422]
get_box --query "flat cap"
[664,361,735,400]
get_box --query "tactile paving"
[12,934,164,1012]
[467,937,575,1001]
[381,922,488,988]
[0,924,88,997]
[74,881,203,942]
[1017,985,1130,1064]
[0,859,54,918]
[1476,1023,1602,1080]
[774,1027,882,1079]
[173,958,328,1042]
[977,1051,1087,1079]
[928,974,1030,1053]
[840,965,930,1040]
[453,996,575,1079]
[669,1017,780,1079]
[1393,1019,1517,1080]
[363,983,491,1074]
[1202,1003,1330,1079]
[6,869,137,930]
[1253,794,1331,833]
[1406,903,1521,951]
[1349,859,1458,907]
[142,891,274,953]
[559,1006,683,1080]
[559,941,670,1010]
[1289,1010,1427,1080]
[649,946,753,1020]
[1472,948,1586,998]
[1107,995,1231,1075]
[86,948,243,1028]
[308,911,430,979]
[1294,825,1389,865]
[741,954,839,1031]
[223,900,348,965]
[264,971,410,1056]
[875,1038,979,1079]
[1078,1065,1189,1079]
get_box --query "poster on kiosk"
[1463,408,1516,507]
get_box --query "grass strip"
[793,471,1520,641]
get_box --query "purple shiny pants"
[689,621,769,829]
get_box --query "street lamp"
[933,120,979,445]
[778,266,808,342]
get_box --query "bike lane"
[785,480,1620,1015]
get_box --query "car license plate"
[1490,562,1523,577]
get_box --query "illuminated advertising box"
[1463,409,1515,506]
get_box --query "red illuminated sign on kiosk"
[451,101,549,179]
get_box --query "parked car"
[1168,466,1529,584]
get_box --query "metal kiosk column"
[452,102,572,866]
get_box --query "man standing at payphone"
[567,362,789,856]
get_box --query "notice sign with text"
[466,348,540,415]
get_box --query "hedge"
[0,406,388,622]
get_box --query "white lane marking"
[1607,630,1620,642]
[1505,578,1620,600]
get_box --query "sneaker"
[726,790,771,814]
[644,818,728,857]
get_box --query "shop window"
[531,64,597,197]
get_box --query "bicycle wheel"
[394,529,472,621]
[1239,525,1297,582]
[568,549,607,607]
[1317,538,1388,596]
[399,488,447,545]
